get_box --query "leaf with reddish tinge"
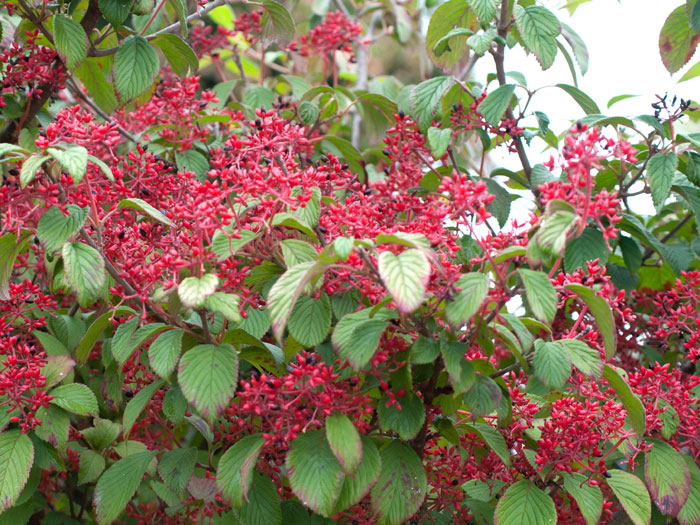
[645,439,690,516]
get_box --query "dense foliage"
[2,0,700,522]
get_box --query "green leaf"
[603,365,646,440]
[322,136,364,176]
[166,0,188,37]
[514,6,560,70]
[559,338,602,379]
[377,249,430,313]
[94,451,157,524]
[47,145,88,184]
[178,344,238,424]
[217,435,265,508]
[427,126,452,158]
[645,439,691,516]
[113,35,160,100]
[178,274,219,309]
[519,269,557,325]
[325,414,362,476]
[122,380,164,438]
[243,86,276,111]
[112,320,167,365]
[288,294,332,347]
[35,404,69,450]
[333,435,381,513]
[240,473,282,525]
[211,229,257,261]
[82,418,121,450]
[679,454,700,525]
[564,227,609,273]
[606,470,651,525]
[463,374,502,416]
[0,430,34,511]
[333,237,354,261]
[377,393,426,440]
[410,336,440,364]
[75,59,118,114]
[298,101,319,125]
[62,242,106,306]
[49,383,98,416]
[205,292,242,324]
[467,28,497,55]
[467,0,497,23]
[495,479,556,524]
[370,441,427,525]
[20,154,49,188]
[78,449,106,485]
[98,0,133,27]
[465,423,510,468]
[659,5,700,74]
[536,210,576,257]
[287,430,343,517]
[433,28,473,57]
[532,341,571,389]
[478,84,516,127]
[261,0,296,47]
[332,308,395,370]
[561,472,603,525]
[175,149,209,178]
[555,84,600,114]
[647,152,678,208]
[0,232,31,301]
[37,205,88,253]
[560,22,589,75]
[41,355,75,388]
[280,239,317,267]
[441,341,476,393]
[159,447,196,496]
[425,0,473,72]
[565,283,616,359]
[410,76,455,130]
[52,15,87,69]
[118,197,176,227]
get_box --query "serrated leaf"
[603,365,646,439]
[532,341,571,389]
[564,227,609,273]
[333,435,381,512]
[37,205,88,253]
[433,28,473,57]
[606,469,651,525]
[536,210,576,257]
[166,0,188,37]
[463,374,502,416]
[467,0,497,23]
[565,283,616,359]
[479,84,516,127]
[410,336,440,364]
[122,379,164,438]
[514,5,560,70]
[519,269,557,325]
[82,418,121,450]
[205,292,242,324]
[93,451,157,524]
[178,274,219,309]
[35,404,69,450]
[465,423,510,467]
[267,261,326,341]
[371,441,426,525]
[647,152,678,208]
[113,35,160,100]
[159,446,196,496]
[332,308,395,370]
[659,6,700,74]
[467,28,497,55]
[47,144,89,184]
[41,355,75,388]
[427,126,452,158]
[441,341,475,393]
[78,449,106,485]
[20,154,49,188]
[298,101,319,125]
[556,84,600,114]
[0,232,31,301]
[645,439,690,516]
[53,15,87,69]
[559,338,602,379]
[425,0,474,72]
[325,414,361,476]
[261,0,296,47]
[495,479,556,524]
[410,76,455,130]
[561,472,603,525]
[240,472,282,525]
[377,249,430,313]
[0,431,34,511]
[118,197,175,227]
[377,393,426,440]
[211,229,257,261]
[679,454,700,525]
[177,343,238,423]
[62,242,106,307]
[99,0,133,27]
[49,383,99,416]
[288,294,332,347]
[217,435,265,507]
[333,237,354,261]
[560,22,589,75]
[112,320,167,365]
[287,430,343,517]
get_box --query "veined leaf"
[53,15,88,69]
[495,479,556,524]
[445,272,489,327]
[217,435,265,508]
[49,383,99,416]
[478,84,516,126]
[113,35,160,100]
[606,469,651,525]
[0,431,34,511]
[37,205,88,254]
[377,249,430,313]
[645,439,690,516]
[62,242,106,307]
[178,274,219,309]
[519,269,557,325]
[118,198,175,227]
[325,414,362,476]
[561,472,603,525]
[647,152,677,209]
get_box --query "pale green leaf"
[178,274,219,309]
[62,242,106,306]
[561,472,603,525]
[519,269,557,325]
[445,272,489,327]
[532,341,571,389]
[49,383,98,416]
[377,249,430,313]
[118,197,175,227]
[288,294,332,347]
[37,205,88,253]
[478,84,516,126]
[217,435,265,508]
[0,431,34,511]
[606,469,651,525]
[325,414,362,476]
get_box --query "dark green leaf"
[495,479,556,524]
[53,15,88,69]
[152,34,198,77]
[478,84,515,126]
[113,35,160,100]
